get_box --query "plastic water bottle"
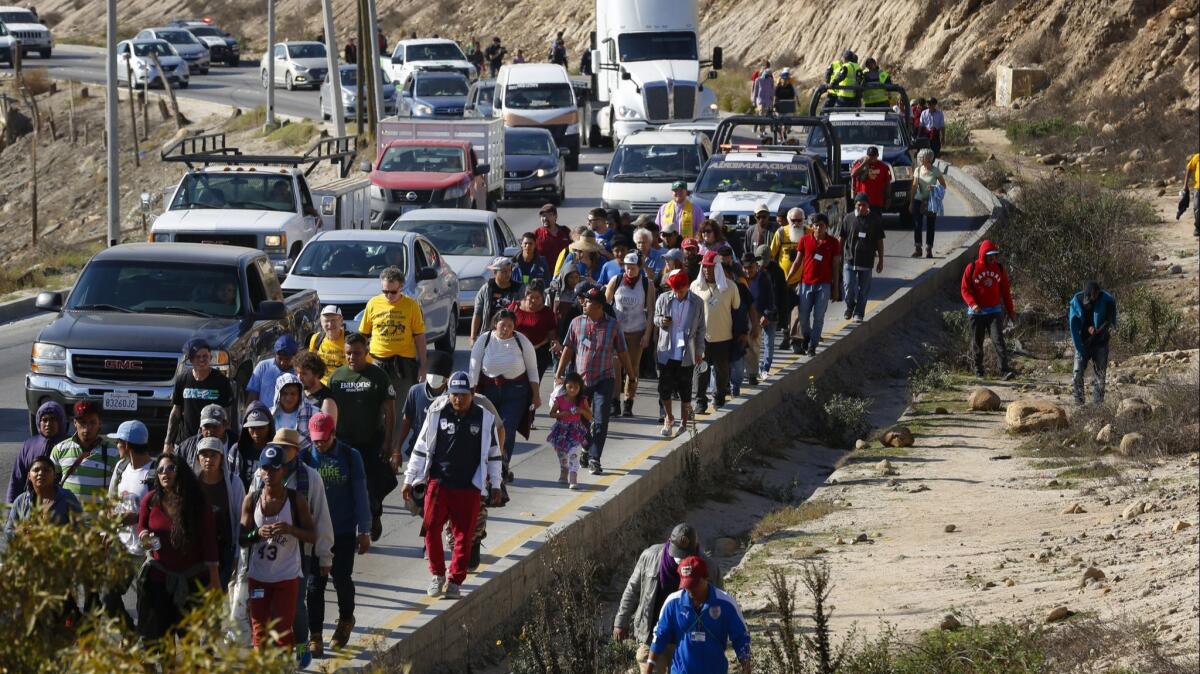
[143,533,161,551]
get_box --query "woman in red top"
[135,453,219,640]
[509,279,560,381]
[787,213,841,356]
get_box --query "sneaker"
[610,399,621,416]
[1002,369,1017,381]
[747,376,758,386]
[309,637,324,658]
[296,643,312,668]
[468,540,481,572]
[427,575,445,597]
[807,345,817,356]
[444,582,462,599]
[589,460,603,475]
[660,421,674,437]
[926,247,934,259]
[330,619,354,650]
[843,309,853,320]
[622,399,634,417]
[568,472,578,489]
[370,514,382,542]
[695,404,709,415]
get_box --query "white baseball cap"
[320,305,342,317]
[623,251,640,265]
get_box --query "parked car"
[399,71,470,118]
[502,127,566,204]
[260,41,327,91]
[0,22,16,66]
[26,244,320,437]
[381,38,475,90]
[320,64,398,121]
[0,5,51,58]
[136,27,210,74]
[464,78,496,118]
[390,209,518,322]
[595,129,710,214]
[172,20,240,67]
[116,39,190,89]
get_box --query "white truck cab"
[0,5,52,58]
[381,38,475,90]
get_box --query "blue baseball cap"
[184,337,211,358]
[447,370,471,394]
[259,444,287,469]
[273,335,299,356]
[108,420,149,445]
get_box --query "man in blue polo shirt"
[647,556,752,673]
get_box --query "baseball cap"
[259,444,287,469]
[320,305,342,317]
[539,203,557,214]
[196,436,225,455]
[754,244,771,259]
[200,404,227,428]
[274,334,299,356]
[682,237,700,250]
[670,180,687,191]
[308,412,336,442]
[669,522,700,557]
[243,407,271,428]
[741,251,760,265]
[853,192,870,204]
[272,428,302,449]
[447,370,471,394]
[108,420,149,445]
[633,214,654,229]
[662,248,685,263]
[622,251,640,265]
[666,268,690,292]
[700,250,719,267]
[580,285,607,304]
[184,337,211,358]
[487,257,513,270]
[754,203,770,214]
[678,555,708,589]
[74,400,100,418]
[661,222,679,235]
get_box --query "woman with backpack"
[469,309,542,478]
[605,251,656,417]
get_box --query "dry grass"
[751,501,847,541]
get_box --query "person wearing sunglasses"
[359,266,429,439]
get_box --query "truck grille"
[13,31,46,41]
[388,189,435,203]
[72,354,180,383]
[644,84,669,122]
[644,82,698,122]
[673,83,697,119]
[209,45,228,59]
[174,233,260,248]
[629,201,661,214]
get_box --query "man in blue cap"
[247,335,299,408]
[103,419,154,627]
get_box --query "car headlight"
[415,103,433,116]
[370,185,384,199]
[264,233,286,250]
[536,167,558,178]
[344,92,356,104]
[617,105,640,119]
[186,349,230,373]
[566,123,579,135]
[31,342,67,374]
[443,181,469,200]
[891,165,913,181]
[458,276,485,292]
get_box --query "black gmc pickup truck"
[26,243,320,435]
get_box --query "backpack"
[312,330,361,353]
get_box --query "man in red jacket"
[960,240,1016,379]
[849,146,892,224]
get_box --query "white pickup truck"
[149,133,371,275]
[381,38,476,90]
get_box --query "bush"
[974,158,1009,191]
[265,120,317,148]
[941,119,971,147]
[1114,286,1190,355]
[1004,116,1089,144]
[993,176,1154,313]
[225,105,267,133]
[19,68,55,96]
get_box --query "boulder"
[1080,567,1106,587]
[1116,397,1153,421]
[876,459,897,476]
[944,524,957,533]
[968,387,1002,411]
[713,537,739,557]
[1119,432,1146,456]
[881,426,915,448]
[1005,400,1068,433]
[854,439,868,450]
[1095,424,1113,444]
[1045,606,1074,623]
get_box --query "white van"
[495,63,580,170]
[595,129,710,215]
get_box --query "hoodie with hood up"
[7,401,69,503]
[960,240,1014,317]
[231,401,274,489]
[271,372,318,453]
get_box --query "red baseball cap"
[682,237,700,250]
[308,412,336,442]
[666,268,690,292]
[678,555,708,589]
[700,250,719,267]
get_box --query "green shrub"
[225,105,267,133]
[265,120,317,148]
[941,119,971,147]
[975,158,1009,191]
[1004,115,1089,143]
[1114,286,1189,354]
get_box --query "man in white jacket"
[403,371,503,600]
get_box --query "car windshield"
[477,85,495,103]
[696,162,813,196]
[66,261,242,318]
[157,30,197,44]
[169,173,296,212]
[339,67,389,86]
[378,146,464,173]
[188,27,226,37]
[291,241,407,278]
[287,43,326,59]
[617,32,698,62]
[505,132,553,156]
[404,43,466,61]
[608,143,703,182]
[416,76,469,97]
[392,220,490,256]
[0,10,38,23]
[505,83,574,110]
[133,42,175,57]
[809,122,906,148]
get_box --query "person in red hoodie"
[960,240,1016,379]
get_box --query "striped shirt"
[50,436,120,503]
[562,314,627,386]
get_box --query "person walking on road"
[360,266,428,417]
[308,306,360,386]
[770,208,806,350]
[295,350,338,421]
[742,251,774,384]
[403,372,503,600]
[835,194,885,322]
[746,205,775,256]
[174,404,235,477]
[246,336,299,408]
[654,270,705,436]
[50,401,119,505]
[1182,152,1199,237]
[919,97,946,156]
[850,146,891,225]
[7,401,67,503]
[471,258,525,343]
[166,338,234,452]
[231,403,274,489]
[1069,281,1117,405]
[272,373,320,454]
[756,244,787,377]
[657,181,704,240]
[691,251,740,414]
[395,351,454,465]
[751,67,775,132]
[195,435,244,590]
[961,241,1016,379]
[606,251,656,417]
[554,286,636,475]
[4,455,81,545]
[484,37,507,78]
[614,522,723,668]
[774,68,797,115]
[911,148,947,258]
[512,232,551,285]
[535,203,572,272]
[510,280,560,383]
[547,372,590,488]
[469,308,542,475]
[646,555,750,674]
[788,213,841,356]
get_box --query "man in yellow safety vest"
[825,50,863,108]
[656,180,705,241]
[861,57,892,108]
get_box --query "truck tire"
[589,122,603,148]
[434,306,457,352]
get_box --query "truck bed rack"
[160,132,359,177]
[807,83,911,131]
[713,115,842,183]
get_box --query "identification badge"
[251,589,265,600]
[689,631,706,642]
[581,337,592,349]
[814,254,823,261]
[707,296,717,306]
[858,231,867,238]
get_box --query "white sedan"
[116,39,190,89]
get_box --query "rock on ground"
[1005,399,1068,433]
[881,426,915,447]
[969,387,1002,411]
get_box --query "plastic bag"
[226,548,252,647]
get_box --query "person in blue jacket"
[1069,280,1117,405]
[647,555,751,674]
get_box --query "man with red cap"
[690,251,740,415]
[682,237,701,281]
[652,270,705,436]
[646,555,752,673]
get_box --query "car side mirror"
[416,266,438,281]
[620,68,631,81]
[711,47,723,70]
[559,148,571,157]
[592,165,607,176]
[822,184,846,200]
[474,163,490,176]
[255,300,286,320]
[35,291,63,312]
[400,90,411,97]
[913,137,931,150]
[503,245,518,257]
[360,160,372,173]
[320,195,336,216]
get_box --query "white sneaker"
[427,575,445,597]
[444,582,462,599]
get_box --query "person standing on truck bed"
[165,338,234,454]
[359,266,428,431]
[309,306,367,386]
[247,335,299,409]
[471,258,525,344]
[825,50,863,108]
[861,57,892,108]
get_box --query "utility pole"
[320,0,345,138]
[265,0,276,129]
[106,0,118,247]
[364,0,385,129]
[354,0,365,133]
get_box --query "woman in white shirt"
[469,309,541,474]
[911,148,947,259]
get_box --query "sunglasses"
[381,289,401,296]
[157,464,177,475]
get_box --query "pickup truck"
[366,116,504,226]
[26,244,320,437]
[381,38,476,90]
[149,132,371,275]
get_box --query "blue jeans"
[843,266,873,320]
[797,283,831,349]
[1072,345,1108,404]
[760,320,777,373]
[584,378,615,463]
[479,378,530,465]
[730,356,745,395]
[293,572,309,650]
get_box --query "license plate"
[102,392,138,412]
[505,181,521,192]
[894,191,908,198]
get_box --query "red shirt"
[795,234,840,285]
[138,490,218,582]
[510,304,557,346]
[850,158,892,208]
[534,225,571,270]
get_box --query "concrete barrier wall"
[377,163,1005,671]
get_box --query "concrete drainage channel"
[367,164,1006,672]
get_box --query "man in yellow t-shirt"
[1184,152,1199,237]
[769,207,808,350]
[308,305,370,384]
[359,267,428,432]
